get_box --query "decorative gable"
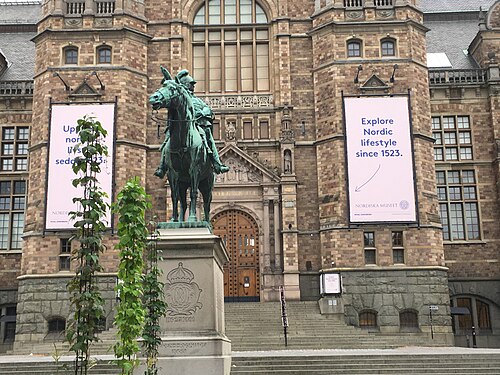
[69,80,102,99]
[216,144,280,185]
[362,74,388,89]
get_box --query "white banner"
[344,96,416,223]
[45,103,115,230]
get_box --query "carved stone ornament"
[346,11,363,20]
[377,10,394,18]
[215,157,262,184]
[164,262,203,316]
[64,18,82,28]
[94,17,113,28]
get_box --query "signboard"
[344,96,416,223]
[45,103,115,230]
[320,272,342,295]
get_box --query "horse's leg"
[199,175,215,222]
[188,148,202,222]
[179,181,189,222]
[168,171,179,222]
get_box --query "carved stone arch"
[211,203,263,234]
[487,0,500,29]
[183,0,279,24]
[212,207,262,301]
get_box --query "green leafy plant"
[113,177,151,374]
[66,116,109,375]
[142,220,167,375]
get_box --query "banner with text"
[344,96,416,223]
[46,103,115,230]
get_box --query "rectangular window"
[433,115,473,161]
[224,44,237,92]
[437,170,480,241]
[259,120,269,139]
[256,44,269,91]
[364,232,375,247]
[193,46,206,93]
[59,238,71,271]
[0,180,26,250]
[240,44,254,91]
[243,120,253,139]
[209,45,222,92]
[212,120,220,140]
[364,249,376,265]
[392,231,404,264]
[364,231,376,265]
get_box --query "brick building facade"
[0,0,498,352]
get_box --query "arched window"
[451,296,492,334]
[347,39,362,58]
[47,317,66,333]
[399,310,419,331]
[381,38,395,57]
[192,0,270,94]
[97,46,112,64]
[359,310,377,328]
[63,46,78,65]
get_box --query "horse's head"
[149,66,183,110]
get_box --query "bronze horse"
[149,67,214,222]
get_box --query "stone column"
[263,199,271,271]
[273,199,281,271]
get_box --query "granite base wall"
[340,268,453,340]
[14,275,117,349]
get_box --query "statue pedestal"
[136,224,231,375]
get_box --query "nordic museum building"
[0,0,499,352]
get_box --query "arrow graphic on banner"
[355,164,381,192]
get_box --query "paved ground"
[1,346,499,363]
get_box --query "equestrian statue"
[149,66,229,222]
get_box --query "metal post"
[429,308,434,340]
[472,326,477,348]
[279,285,289,347]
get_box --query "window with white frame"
[436,170,480,241]
[192,0,270,94]
[432,115,473,161]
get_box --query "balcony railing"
[96,0,115,14]
[0,81,34,96]
[429,69,487,85]
[66,0,85,15]
[373,0,393,7]
[200,94,274,109]
[65,0,115,16]
[344,0,364,8]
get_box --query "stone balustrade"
[0,81,34,96]
[429,69,487,85]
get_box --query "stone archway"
[212,210,260,302]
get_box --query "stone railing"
[0,81,34,96]
[428,69,487,85]
[64,0,115,15]
[200,94,274,109]
[96,0,115,14]
[66,0,85,15]
[315,0,394,12]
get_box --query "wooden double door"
[212,210,260,302]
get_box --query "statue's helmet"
[176,69,196,88]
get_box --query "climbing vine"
[66,116,109,375]
[141,220,167,375]
[113,177,150,374]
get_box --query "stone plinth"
[137,223,231,375]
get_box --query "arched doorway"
[212,210,260,302]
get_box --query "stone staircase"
[0,361,118,375]
[225,301,436,351]
[230,351,500,374]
